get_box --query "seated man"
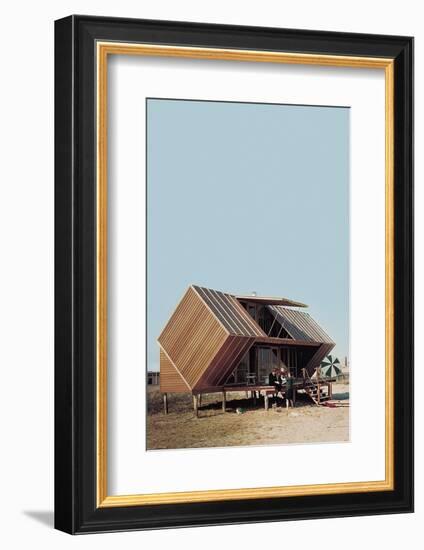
[268,368,282,399]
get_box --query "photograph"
[146,98,350,450]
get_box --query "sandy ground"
[146,384,349,450]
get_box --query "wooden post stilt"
[317,367,322,405]
[264,394,269,411]
[329,382,333,399]
[198,394,202,407]
[222,391,226,412]
[193,394,198,417]
[163,393,168,415]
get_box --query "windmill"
[320,355,342,378]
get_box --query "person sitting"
[268,368,282,402]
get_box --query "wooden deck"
[190,381,306,415]
[162,379,334,415]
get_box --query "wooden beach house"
[158,285,335,414]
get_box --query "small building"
[158,285,335,413]
[147,371,160,386]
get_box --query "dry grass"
[146,384,349,450]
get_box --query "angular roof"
[192,285,265,337]
[236,295,308,307]
[268,306,334,344]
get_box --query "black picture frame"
[55,15,414,534]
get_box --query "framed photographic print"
[54,15,414,533]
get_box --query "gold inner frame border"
[96,42,394,508]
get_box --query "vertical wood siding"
[159,348,189,392]
[158,287,229,389]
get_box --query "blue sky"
[147,99,349,370]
